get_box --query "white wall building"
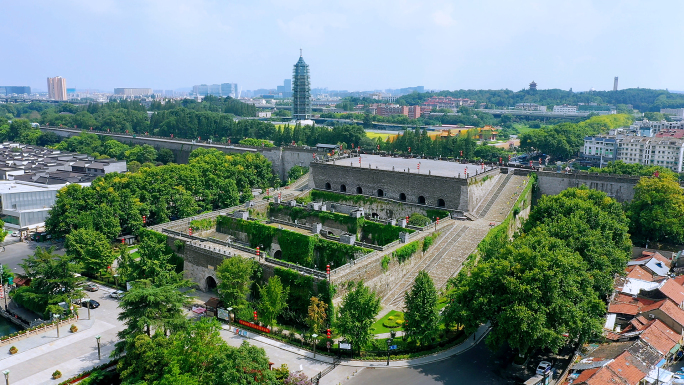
[553,104,578,114]
[0,181,90,231]
[583,135,684,172]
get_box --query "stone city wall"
[536,171,640,202]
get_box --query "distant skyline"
[3,0,683,93]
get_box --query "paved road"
[344,338,511,385]
[0,240,65,274]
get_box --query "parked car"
[83,283,99,292]
[110,290,125,299]
[10,231,19,237]
[536,361,552,375]
[81,299,100,309]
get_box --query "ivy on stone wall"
[216,215,370,270]
[310,190,380,205]
[425,209,450,221]
[393,240,420,263]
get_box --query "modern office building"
[514,103,547,112]
[192,83,238,98]
[114,88,153,97]
[661,108,684,119]
[47,77,67,100]
[0,143,127,231]
[276,79,292,98]
[220,83,238,98]
[0,86,31,95]
[614,76,619,91]
[292,51,312,120]
[553,104,578,114]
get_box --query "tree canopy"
[336,281,381,354]
[628,174,684,246]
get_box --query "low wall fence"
[0,316,76,347]
[164,229,326,279]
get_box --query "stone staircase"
[475,173,513,218]
[430,225,489,289]
[383,223,468,308]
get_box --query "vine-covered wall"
[216,215,370,270]
[268,203,414,246]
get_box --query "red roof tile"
[659,279,684,305]
[581,366,629,385]
[674,276,684,286]
[574,368,600,383]
[606,352,648,385]
[639,299,684,329]
[626,265,654,281]
[639,319,679,355]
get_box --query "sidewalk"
[222,323,491,368]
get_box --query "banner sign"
[217,308,230,321]
[339,343,351,350]
[238,319,270,333]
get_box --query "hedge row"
[216,216,370,269]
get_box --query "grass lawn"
[371,310,405,334]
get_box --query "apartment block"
[47,77,67,101]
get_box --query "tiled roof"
[574,368,600,383]
[625,265,654,281]
[605,351,648,385]
[659,279,684,305]
[639,319,679,355]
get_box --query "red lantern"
[142,215,146,224]
[327,329,331,339]
[121,238,125,244]
[326,264,330,275]
[256,246,260,257]
[253,311,258,321]
[408,147,411,153]
[377,145,380,150]
[189,228,193,235]
[436,217,440,225]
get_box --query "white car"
[10,231,18,237]
[110,290,125,299]
[536,361,552,375]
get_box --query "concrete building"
[47,77,67,101]
[0,86,31,96]
[221,83,238,98]
[582,136,618,166]
[514,103,547,112]
[276,79,292,98]
[0,143,126,231]
[552,104,578,114]
[583,135,684,172]
[292,51,312,120]
[614,76,619,91]
[661,108,684,119]
[114,88,153,97]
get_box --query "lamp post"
[53,314,60,338]
[386,337,393,366]
[86,297,91,320]
[113,274,119,290]
[227,307,233,330]
[2,369,8,385]
[311,334,318,358]
[0,265,6,311]
[96,335,101,360]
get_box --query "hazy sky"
[3,0,682,93]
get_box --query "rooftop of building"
[321,154,495,178]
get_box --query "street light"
[3,369,9,385]
[386,338,393,366]
[311,334,318,358]
[53,314,60,338]
[113,274,119,290]
[95,335,101,360]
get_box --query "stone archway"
[437,198,446,207]
[356,186,363,194]
[340,184,347,192]
[377,189,384,197]
[418,196,426,205]
[206,276,217,292]
[325,182,331,190]
[399,193,407,202]
[274,250,282,259]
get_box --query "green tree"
[114,280,191,356]
[127,234,179,285]
[443,231,604,355]
[216,257,256,312]
[306,296,328,334]
[14,247,85,316]
[258,276,289,328]
[628,174,684,245]
[117,318,277,385]
[336,281,380,354]
[404,271,439,345]
[157,148,175,164]
[65,229,115,277]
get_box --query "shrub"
[9,346,17,354]
[408,213,430,227]
[53,370,62,379]
[381,255,390,271]
[70,324,78,333]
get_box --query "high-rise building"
[276,79,292,97]
[0,86,31,95]
[114,88,153,96]
[47,77,67,100]
[292,51,311,120]
[220,83,238,98]
[614,77,619,91]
